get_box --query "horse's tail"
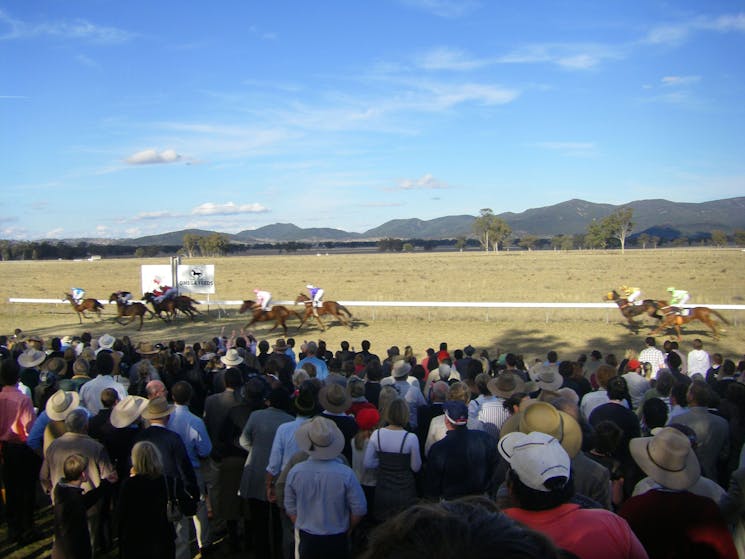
[337,304,353,318]
[709,309,730,325]
[94,300,104,310]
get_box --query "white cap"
[498,431,570,492]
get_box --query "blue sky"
[2,1,744,240]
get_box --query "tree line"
[1,214,744,261]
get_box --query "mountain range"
[117,197,745,245]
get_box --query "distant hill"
[117,196,745,245]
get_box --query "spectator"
[638,337,666,379]
[687,339,711,377]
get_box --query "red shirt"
[0,385,36,444]
[505,503,648,559]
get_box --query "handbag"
[164,476,183,523]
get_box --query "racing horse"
[143,292,202,322]
[604,290,667,331]
[294,293,354,331]
[650,306,729,341]
[64,293,104,324]
[108,293,154,331]
[238,300,303,337]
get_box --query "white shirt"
[622,373,650,411]
[687,349,711,377]
[363,428,421,472]
[639,347,666,378]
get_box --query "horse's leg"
[314,314,326,331]
[137,314,143,331]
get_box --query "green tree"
[585,219,608,249]
[585,208,634,252]
[402,242,414,252]
[710,230,728,247]
[472,208,511,252]
[134,247,146,258]
[638,233,650,249]
[518,235,538,251]
[734,229,745,247]
[182,233,201,258]
[455,236,467,252]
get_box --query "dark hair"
[508,468,574,511]
[546,351,558,364]
[606,376,628,401]
[722,359,736,376]
[645,337,656,347]
[642,397,668,430]
[258,340,270,353]
[224,368,242,389]
[670,383,689,408]
[504,392,527,413]
[364,361,383,382]
[361,496,560,559]
[590,350,602,360]
[267,387,291,411]
[505,353,518,367]
[171,381,193,405]
[593,420,623,455]
[100,388,119,409]
[687,380,710,407]
[1,359,20,386]
[558,361,574,378]
[361,340,371,351]
[94,351,114,376]
[666,351,682,370]
[655,371,674,396]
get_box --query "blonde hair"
[377,386,399,419]
[131,441,163,478]
[447,381,470,404]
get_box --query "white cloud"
[417,47,487,71]
[191,202,269,216]
[0,9,134,43]
[125,148,182,165]
[661,75,701,87]
[644,12,745,46]
[134,210,180,221]
[534,141,596,157]
[43,228,64,238]
[400,0,479,18]
[394,173,450,190]
[497,43,621,69]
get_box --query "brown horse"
[605,290,666,331]
[143,292,202,322]
[108,294,154,331]
[64,293,104,324]
[650,307,729,340]
[294,293,354,331]
[238,300,302,336]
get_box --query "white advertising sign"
[141,265,174,295]
[177,264,215,294]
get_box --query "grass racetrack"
[2,247,744,362]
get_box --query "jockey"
[620,285,642,305]
[306,283,324,316]
[71,287,86,304]
[153,278,178,304]
[253,289,272,312]
[667,287,690,315]
[115,290,133,305]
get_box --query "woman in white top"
[364,398,421,521]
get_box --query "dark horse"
[143,292,201,322]
[64,293,104,324]
[651,306,729,341]
[238,300,302,337]
[294,293,354,331]
[108,293,154,331]
[605,290,666,331]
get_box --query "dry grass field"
[2,248,744,362]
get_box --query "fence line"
[8,298,745,311]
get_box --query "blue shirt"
[266,416,310,476]
[26,410,51,451]
[167,404,212,469]
[297,356,329,381]
[284,458,367,535]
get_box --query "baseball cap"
[498,431,570,492]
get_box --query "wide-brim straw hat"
[98,333,115,350]
[141,396,174,420]
[111,395,149,428]
[221,348,244,367]
[500,400,582,458]
[629,427,700,490]
[44,357,68,376]
[136,342,159,355]
[392,360,412,378]
[46,389,81,421]
[18,348,46,369]
[488,372,526,398]
[319,383,352,414]
[529,363,563,392]
[294,416,345,460]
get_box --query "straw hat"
[72,358,90,377]
[136,342,159,355]
[629,427,700,491]
[488,372,526,398]
[45,390,81,421]
[98,334,116,350]
[392,360,411,378]
[141,396,174,420]
[221,348,244,367]
[44,357,68,377]
[111,395,149,428]
[18,348,46,369]
[319,383,352,414]
[499,400,582,458]
[529,364,563,392]
[294,416,345,460]
[273,339,288,351]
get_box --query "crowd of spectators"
[1,328,745,558]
